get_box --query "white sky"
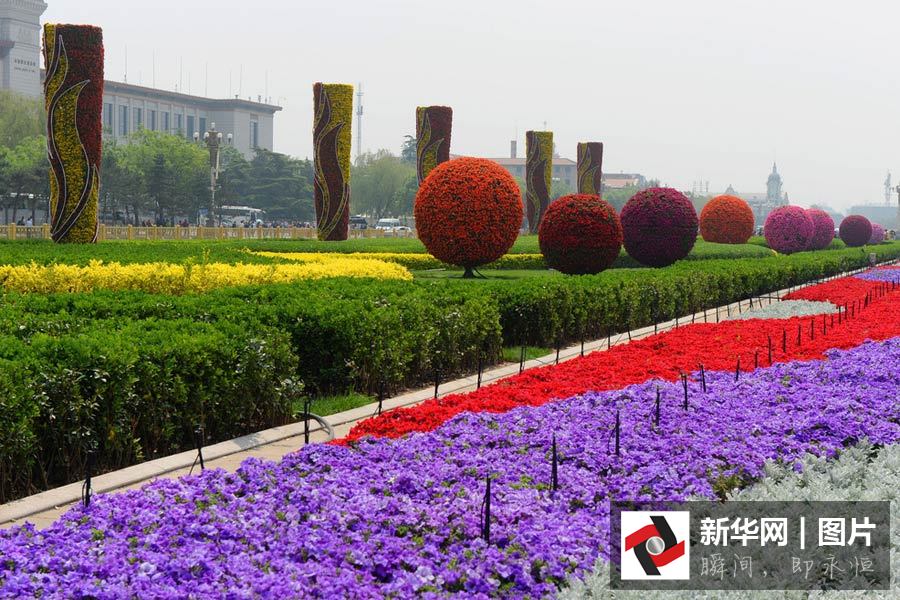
[46,0,900,210]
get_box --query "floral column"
[415,106,452,184]
[313,82,353,241]
[577,142,603,196]
[44,24,104,243]
[525,130,552,233]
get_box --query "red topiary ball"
[620,187,698,267]
[699,194,754,244]
[869,223,885,244]
[414,157,523,269]
[538,194,622,274]
[839,215,873,248]
[763,206,814,254]
[805,208,835,250]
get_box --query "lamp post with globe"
[194,123,233,226]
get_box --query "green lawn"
[294,392,376,418]
[500,345,555,362]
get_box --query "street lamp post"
[194,122,233,226]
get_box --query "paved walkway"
[0,263,888,530]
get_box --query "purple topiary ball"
[620,187,698,267]
[805,208,835,250]
[763,206,814,254]
[869,223,885,244]
[839,215,873,247]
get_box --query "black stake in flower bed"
[607,327,612,351]
[681,373,689,409]
[699,365,706,393]
[476,354,484,390]
[767,335,773,365]
[434,369,441,399]
[735,356,741,381]
[519,344,526,374]
[482,476,492,544]
[654,386,660,428]
[754,350,759,370]
[580,331,585,357]
[796,325,802,347]
[839,306,843,324]
[193,427,205,471]
[377,379,386,415]
[615,409,621,455]
[555,339,561,365]
[82,449,96,508]
[303,396,311,445]
[810,319,814,340]
[551,434,559,496]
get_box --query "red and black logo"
[624,515,686,575]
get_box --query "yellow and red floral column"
[577,142,604,196]
[43,24,104,243]
[313,82,353,241]
[525,130,552,233]
[415,106,452,184]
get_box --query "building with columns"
[0,0,46,98]
[1,0,280,160]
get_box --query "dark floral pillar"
[525,130,552,233]
[415,106,452,184]
[577,142,603,196]
[313,82,353,241]
[44,24,104,243]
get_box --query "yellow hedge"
[0,258,411,294]
[251,251,545,270]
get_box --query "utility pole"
[356,83,364,162]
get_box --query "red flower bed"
[699,195,754,244]
[783,277,886,307]
[537,194,622,274]
[415,157,522,269]
[342,278,899,443]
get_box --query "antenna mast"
[356,83,364,161]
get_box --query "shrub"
[839,215,873,247]
[312,83,353,241]
[763,206,814,254]
[869,223,885,244]
[414,157,522,273]
[805,208,835,250]
[620,187,698,267]
[538,194,622,274]
[699,195,754,244]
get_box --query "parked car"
[349,215,368,230]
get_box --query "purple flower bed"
[1,340,899,598]
[855,267,900,284]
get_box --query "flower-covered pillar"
[415,106,452,184]
[44,24,104,243]
[525,130,552,233]
[576,142,603,196]
[313,82,353,241]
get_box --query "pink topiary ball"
[869,223,885,244]
[805,208,835,250]
[763,206,814,254]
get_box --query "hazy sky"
[46,0,900,210]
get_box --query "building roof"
[103,79,282,113]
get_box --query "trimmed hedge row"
[0,319,298,503]
[2,243,898,501]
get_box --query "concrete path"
[0,262,889,530]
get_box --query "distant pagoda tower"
[766,162,784,205]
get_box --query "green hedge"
[1,242,898,502]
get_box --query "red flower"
[700,195,754,244]
[415,158,522,268]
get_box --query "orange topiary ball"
[699,195,755,244]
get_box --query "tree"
[226,148,314,221]
[0,91,44,148]
[0,135,48,223]
[400,135,416,165]
[351,150,416,219]
[147,154,175,223]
